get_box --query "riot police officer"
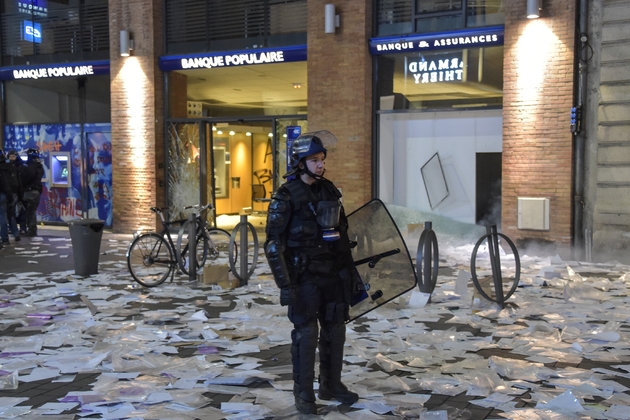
[264,131,360,414]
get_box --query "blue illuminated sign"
[369,26,504,55]
[18,0,48,17]
[23,20,42,43]
[159,45,307,72]
[285,126,302,176]
[0,60,110,81]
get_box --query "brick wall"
[502,0,576,248]
[307,0,373,212]
[109,0,164,233]
[169,72,188,119]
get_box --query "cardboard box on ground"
[199,264,240,289]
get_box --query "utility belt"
[289,247,339,276]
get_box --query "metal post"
[188,212,197,281]
[486,225,505,307]
[422,221,433,291]
[239,214,248,284]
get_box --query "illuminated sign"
[0,60,110,80]
[159,45,307,72]
[370,26,503,55]
[18,0,48,17]
[408,52,465,84]
[23,20,42,43]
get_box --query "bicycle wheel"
[207,228,237,265]
[127,233,174,287]
[176,219,209,275]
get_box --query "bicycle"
[175,204,236,274]
[126,204,235,287]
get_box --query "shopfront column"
[306,0,373,212]
[109,0,165,233]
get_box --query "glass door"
[166,122,203,221]
[206,121,273,228]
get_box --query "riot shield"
[346,199,418,322]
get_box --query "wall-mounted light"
[246,132,252,137]
[527,0,542,19]
[293,82,302,89]
[120,30,134,56]
[325,4,340,34]
[229,131,235,136]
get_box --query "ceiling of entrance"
[177,62,308,116]
[177,52,503,115]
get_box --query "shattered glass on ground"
[0,226,630,419]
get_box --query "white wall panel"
[379,109,502,224]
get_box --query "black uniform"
[0,158,21,242]
[21,157,44,236]
[265,176,359,413]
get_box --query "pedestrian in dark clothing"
[264,131,360,414]
[21,148,44,237]
[8,151,27,234]
[0,150,21,243]
[0,153,13,250]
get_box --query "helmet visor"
[294,130,338,154]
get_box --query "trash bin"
[68,219,105,276]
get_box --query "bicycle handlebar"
[149,204,213,225]
[184,203,214,212]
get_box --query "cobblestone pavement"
[0,227,629,419]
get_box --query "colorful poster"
[3,123,113,227]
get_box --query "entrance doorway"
[208,121,274,215]
[166,117,306,231]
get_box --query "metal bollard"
[416,221,439,299]
[470,225,520,309]
[188,212,197,282]
[240,215,248,281]
[229,214,259,285]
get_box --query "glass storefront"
[163,49,308,226]
[372,10,505,226]
[3,123,113,225]
[4,74,111,123]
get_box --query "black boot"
[291,323,318,414]
[318,322,359,404]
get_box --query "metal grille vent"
[165,0,307,54]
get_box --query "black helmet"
[26,148,40,160]
[285,130,337,178]
[7,149,18,158]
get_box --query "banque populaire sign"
[0,61,110,81]
[159,45,307,72]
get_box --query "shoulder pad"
[271,186,291,201]
[320,178,342,199]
